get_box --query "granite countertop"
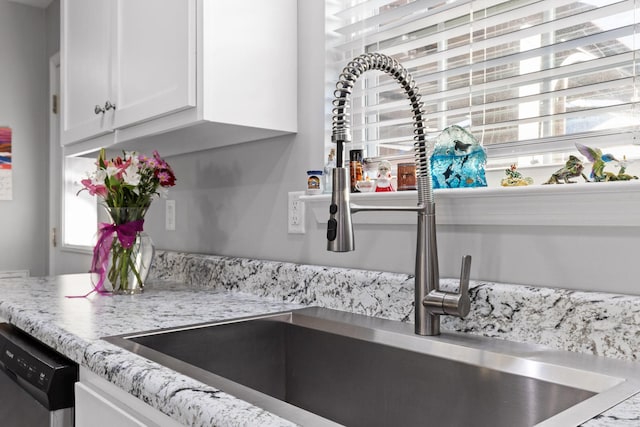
[0,251,639,426]
[0,274,302,426]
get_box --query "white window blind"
[326,0,640,162]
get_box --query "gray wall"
[35,0,638,294]
[144,0,325,267]
[45,0,59,57]
[141,1,640,296]
[0,0,49,276]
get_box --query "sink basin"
[105,307,640,426]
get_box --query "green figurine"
[602,156,638,181]
[543,155,589,184]
[501,164,533,186]
[575,143,618,182]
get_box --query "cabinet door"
[61,0,115,145]
[75,373,183,427]
[113,0,196,130]
[75,382,149,427]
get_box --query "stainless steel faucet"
[326,53,472,336]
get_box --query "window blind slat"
[336,0,453,36]
[351,95,637,134]
[343,37,636,110]
[349,50,637,116]
[330,1,473,51]
[355,0,621,60]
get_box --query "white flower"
[123,163,141,186]
[157,186,169,199]
[94,169,107,182]
[125,151,140,167]
[105,165,119,179]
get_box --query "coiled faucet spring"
[331,52,433,206]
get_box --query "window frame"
[62,155,98,253]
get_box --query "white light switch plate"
[165,200,176,231]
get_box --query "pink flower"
[153,150,166,167]
[81,178,108,198]
[80,148,175,206]
[156,169,176,187]
[145,157,160,169]
[113,157,134,182]
[113,156,125,168]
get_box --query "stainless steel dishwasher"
[0,323,77,427]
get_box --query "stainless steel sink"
[105,307,640,427]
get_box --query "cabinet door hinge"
[52,94,58,114]
[51,227,57,247]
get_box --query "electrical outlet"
[288,191,306,234]
[165,200,176,231]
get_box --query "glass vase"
[105,207,155,295]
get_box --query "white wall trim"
[8,0,52,9]
[304,180,640,227]
[0,270,29,279]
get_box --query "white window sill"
[301,180,640,227]
[61,244,94,255]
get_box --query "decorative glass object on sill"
[323,148,336,194]
[501,164,534,187]
[575,143,638,182]
[431,125,487,189]
[543,155,588,185]
[603,157,638,182]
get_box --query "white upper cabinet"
[61,0,297,157]
[112,0,196,130]
[61,0,196,148]
[61,0,114,143]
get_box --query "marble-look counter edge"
[1,246,640,426]
[0,276,302,427]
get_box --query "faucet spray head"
[326,167,355,252]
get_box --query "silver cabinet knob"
[94,101,116,115]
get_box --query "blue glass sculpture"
[430,125,487,189]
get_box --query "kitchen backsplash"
[150,250,640,362]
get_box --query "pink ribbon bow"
[67,219,144,298]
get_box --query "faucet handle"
[442,255,472,318]
[459,254,472,300]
